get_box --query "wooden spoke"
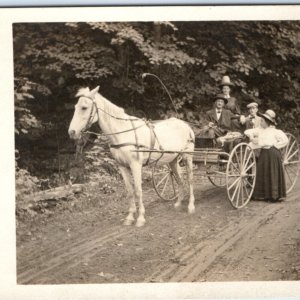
[170,175,176,194]
[287,148,299,162]
[242,146,248,167]
[156,172,169,188]
[286,140,296,159]
[161,175,170,196]
[152,165,180,201]
[244,178,254,189]
[285,164,298,176]
[235,180,242,207]
[244,161,255,173]
[281,133,300,194]
[285,169,293,185]
[207,163,227,187]
[230,162,240,174]
[234,151,241,170]
[226,143,256,209]
[284,135,291,157]
[242,150,253,172]
[231,178,241,202]
[285,160,300,165]
[242,180,250,199]
[228,176,241,191]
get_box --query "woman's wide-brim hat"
[258,109,277,125]
[214,94,228,104]
[219,75,234,87]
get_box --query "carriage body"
[152,133,300,209]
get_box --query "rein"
[84,122,146,137]
[81,95,146,137]
[80,95,162,165]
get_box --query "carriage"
[150,133,300,209]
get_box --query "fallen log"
[20,184,84,206]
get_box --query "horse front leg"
[119,166,136,226]
[130,163,145,227]
[184,155,195,214]
[169,158,184,209]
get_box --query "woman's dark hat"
[214,94,228,104]
[258,109,277,125]
[219,76,234,87]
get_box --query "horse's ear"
[90,86,100,97]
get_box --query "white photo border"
[1,5,300,300]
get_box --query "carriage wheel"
[281,133,300,194]
[207,164,226,187]
[152,163,184,201]
[226,143,256,209]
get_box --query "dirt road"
[16,178,300,284]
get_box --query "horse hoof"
[124,219,134,226]
[135,220,145,227]
[188,206,195,214]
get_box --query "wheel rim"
[281,133,300,194]
[226,143,256,209]
[152,164,179,201]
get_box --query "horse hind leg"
[169,158,184,209]
[130,162,145,227]
[119,166,136,226]
[184,154,195,214]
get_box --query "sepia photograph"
[1,4,300,299]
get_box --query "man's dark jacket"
[205,108,234,136]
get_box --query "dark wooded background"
[14,21,300,197]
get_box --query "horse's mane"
[76,87,127,119]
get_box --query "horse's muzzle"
[68,129,78,139]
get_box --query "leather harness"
[109,120,164,166]
[80,95,193,167]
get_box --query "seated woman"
[244,109,288,202]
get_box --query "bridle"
[78,95,146,137]
[79,95,99,135]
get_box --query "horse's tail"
[189,127,195,144]
[182,124,195,153]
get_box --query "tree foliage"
[13,21,300,190]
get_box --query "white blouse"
[244,127,288,150]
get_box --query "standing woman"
[244,110,289,202]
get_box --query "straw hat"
[247,102,258,109]
[219,76,234,87]
[258,109,277,125]
[214,94,228,104]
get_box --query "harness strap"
[110,143,148,149]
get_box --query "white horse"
[68,86,195,227]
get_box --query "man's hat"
[247,102,258,109]
[219,76,234,87]
[214,94,228,104]
[258,109,277,125]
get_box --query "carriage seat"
[195,137,217,149]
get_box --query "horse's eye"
[82,107,88,110]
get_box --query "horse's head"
[68,86,100,140]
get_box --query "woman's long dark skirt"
[253,147,286,200]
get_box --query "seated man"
[199,94,246,147]
[219,75,243,132]
[245,102,262,129]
